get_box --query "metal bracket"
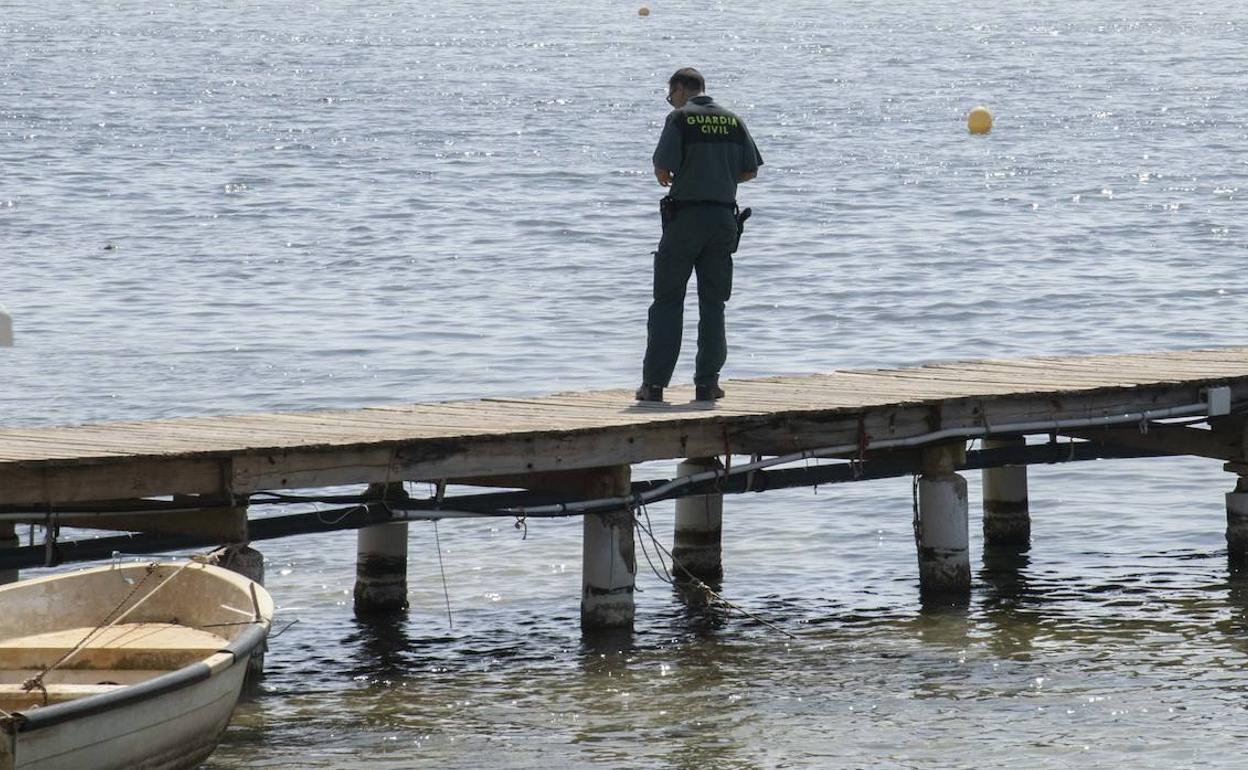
[1206,386,1232,417]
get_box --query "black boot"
[695,381,725,401]
[635,383,664,402]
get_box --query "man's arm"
[653,112,682,187]
[738,120,762,184]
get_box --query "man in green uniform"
[636,67,762,403]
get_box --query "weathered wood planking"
[3,348,1248,505]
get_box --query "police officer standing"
[636,68,762,403]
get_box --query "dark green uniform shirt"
[652,94,762,203]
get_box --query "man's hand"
[739,170,757,183]
[655,167,674,187]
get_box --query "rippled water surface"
[4,1,1248,767]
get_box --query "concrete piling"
[210,543,265,585]
[0,522,17,585]
[206,542,266,679]
[354,482,410,614]
[1227,477,1248,568]
[982,436,1031,548]
[581,465,635,631]
[672,457,724,585]
[915,443,971,600]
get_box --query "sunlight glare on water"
[3,0,1248,767]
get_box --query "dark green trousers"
[642,205,737,387]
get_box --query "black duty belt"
[658,193,733,229]
[659,196,750,247]
[669,198,737,211]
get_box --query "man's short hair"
[668,68,705,93]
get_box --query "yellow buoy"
[638,5,650,15]
[967,105,993,134]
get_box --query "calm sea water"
[4,1,1248,767]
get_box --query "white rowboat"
[0,561,273,769]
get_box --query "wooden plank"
[0,422,321,457]
[1012,353,1248,377]
[712,382,926,408]
[0,425,223,451]
[806,371,1037,399]
[371,401,667,427]
[0,457,228,506]
[0,436,138,461]
[467,397,773,420]
[1062,424,1240,461]
[120,415,475,454]
[882,364,1124,387]
[950,360,1186,384]
[869,370,1160,397]
[167,415,440,443]
[917,363,1165,389]
[991,358,1248,380]
[738,373,989,400]
[49,506,248,540]
[369,402,627,423]
[1035,358,1248,378]
[247,412,505,439]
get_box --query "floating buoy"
[967,105,993,134]
[638,5,650,15]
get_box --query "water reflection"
[579,625,635,656]
[1224,569,1248,639]
[573,631,760,770]
[980,547,1035,607]
[345,614,422,684]
[977,547,1041,659]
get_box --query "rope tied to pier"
[631,506,798,640]
[744,453,762,493]
[852,414,869,479]
[42,511,61,568]
[911,474,921,546]
[313,500,357,526]
[432,520,454,629]
[633,502,666,594]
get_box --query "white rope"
[632,511,798,640]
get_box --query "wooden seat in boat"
[0,623,231,671]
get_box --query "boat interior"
[0,563,264,714]
[0,623,232,712]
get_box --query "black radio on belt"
[659,195,677,231]
[732,206,752,254]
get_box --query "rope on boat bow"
[20,560,196,703]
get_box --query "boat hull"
[10,653,247,770]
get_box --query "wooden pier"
[4,347,1248,630]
